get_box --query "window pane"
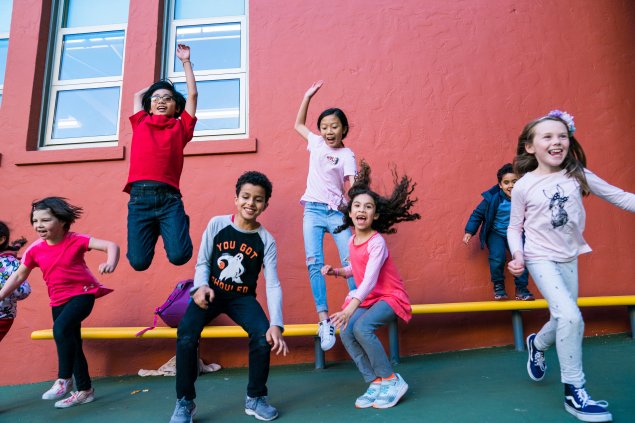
[51,87,120,139]
[59,31,124,80]
[175,23,240,72]
[65,0,129,28]
[0,93,3,106]
[0,38,7,85]
[174,0,244,20]
[0,0,12,33]
[175,79,239,130]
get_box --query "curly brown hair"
[336,160,420,234]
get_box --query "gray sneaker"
[245,395,279,421]
[169,398,196,423]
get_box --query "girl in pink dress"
[322,161,420,409]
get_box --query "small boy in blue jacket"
[463,163,534,301]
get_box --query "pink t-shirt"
[508,168,635,262]
[300,132,356,210]
[124,110,197,193]
[343,233,412,323]
[22,233,113,307]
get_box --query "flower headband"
[546,110,576,134]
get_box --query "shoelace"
[574,388,609,408]
[533,351,546,370]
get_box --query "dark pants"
[52,294,95,391]
[487,231,529,291]
[176,295,271,400]
[126,183,193,271]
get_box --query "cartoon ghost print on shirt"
[217,253,245,283]
[543,184,569,228]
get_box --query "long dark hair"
[514,116,590,196]
[31,197,83,231]
[0,221,26,252]
[336,160,420,234]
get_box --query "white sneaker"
[373,374,408,409]
[54,388,95,408]
[42,378,73,400]
[318,319,336,351]
[355,381,381,408]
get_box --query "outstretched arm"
[294,80,323,141]
[176,43,198,117]
[0,264,31,302]
[89,237,120,274]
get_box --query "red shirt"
[22,233,113,307]
[124,110,197,193]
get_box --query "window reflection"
[175,23,241,72]
[175,79,240,130]
[51,87,120,139]
[175,0,244,20]
[0,38,8,84]
[65,0,129,28]
[59,31,125,80]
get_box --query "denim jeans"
[527,259,585,386]
[126,183,192,271]
[486,231,528,290]
[340,300,395,383]
[52,294,95,391]
[176,295,271,400]
[303,202,356,314]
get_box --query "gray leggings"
[527,259,585,387]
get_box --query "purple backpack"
[136,279,193,336]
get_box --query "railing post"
[512,310,525,351]
[388,317,400,365]
[314,336,325,369]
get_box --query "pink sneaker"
[54,388,95,408]
[42,378,73,400]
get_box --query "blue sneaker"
[355,381,381,408]
[170,398,196,423]
[526,333,546,381]
[245,395,278,421]
[564,384,612,422]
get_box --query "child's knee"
[168,249,192,266]
[176,333,199,351]
[127,252,153,271]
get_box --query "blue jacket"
[464,184,508,249]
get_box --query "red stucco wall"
[1,0,634,385]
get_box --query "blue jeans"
[126,183,192,271]
[303,202,356,313]
[340,300,395,383]
[176,295,271,400]
[486,231,528,291]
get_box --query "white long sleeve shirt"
[508,169,635,262]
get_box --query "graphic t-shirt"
[193,215,283,328]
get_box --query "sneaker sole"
[526,335,545,382]
[355,401,375,409]
[54,396,94,409]
[372,383,408,409]
[245,408,278,421]
[564,403,613,422]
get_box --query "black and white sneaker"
[526,333,546,381]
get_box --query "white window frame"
[41,1,127,149]
[0,31,8,104]
[165,1,248,140]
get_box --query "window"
[0,0,12,107]
[166,0,247,139]
[42,0,129,148]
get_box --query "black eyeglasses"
[150,95,175,103]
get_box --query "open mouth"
[548,148,563,156]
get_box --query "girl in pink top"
[322,161,420,409]
[507,111,634,423]
[0,197,120,410]
[294,80,358,352]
